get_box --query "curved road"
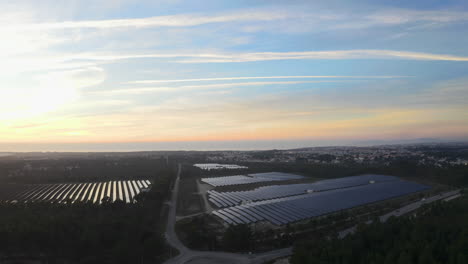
[163,164,291,264]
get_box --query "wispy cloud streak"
[127,75,408,84]
[92,80,355,95]
[173,50,468,63]
[5,8,468,32]
[68,49,468,64]
[5,11,290,30]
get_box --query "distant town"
[205,143,468,167]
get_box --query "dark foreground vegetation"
[291,194,468,264]
[0,153,167,183]
[0,157,176,264]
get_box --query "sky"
[1,0,468,151]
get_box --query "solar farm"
[204,173,430,226]
[201,172,304,187]
[0,180,151,204]
[194,163,248,170]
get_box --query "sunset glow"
[1,0,468,151]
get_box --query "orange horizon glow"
[1,1,468,150]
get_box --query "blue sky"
[1,0,468,151]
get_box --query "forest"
[0,154,166,183]
[0,157,176,264]
[291,194,468,264]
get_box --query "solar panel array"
[212,178,430,226]
[194,163,248,170]
[208,174,398,208]
[0,180,151,204]
[201,172,304,187]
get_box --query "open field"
[177,177,204,216]
[174,164,205,217]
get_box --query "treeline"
[176,215,298,252]
[0,158,177,264]
[0,156,166,183]
[234,161,468,187]
[410,144,468,160]
[178,154,468,187]
[291,195,468,264]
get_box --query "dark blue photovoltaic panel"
[208,174,398,207]
[212,180,429,226]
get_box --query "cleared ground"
[177,176,204,216]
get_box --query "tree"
[397,251,412,264]
[222,224,253,251]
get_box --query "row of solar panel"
[194,163,248,170]
[248,172,305,180]
[201,172,304,187]
[208,174,399,207]
[1,180,151,204]
[212,180,429,226]
[202,175,270,187]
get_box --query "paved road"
[380,189,460,222]
[339,189,462,238]
[165,164,190,258]
[164,164,291,264]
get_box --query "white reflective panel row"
[247,172,304,181]
[194,163,248,170]
[201,172,304,187]
[56,184,74,202]
[4,180,152,204]
[213,180,429,226]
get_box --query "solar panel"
[201,172,304,187]
[1,180,153,204]
[208,174,399,207]
[212,179,429,226]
